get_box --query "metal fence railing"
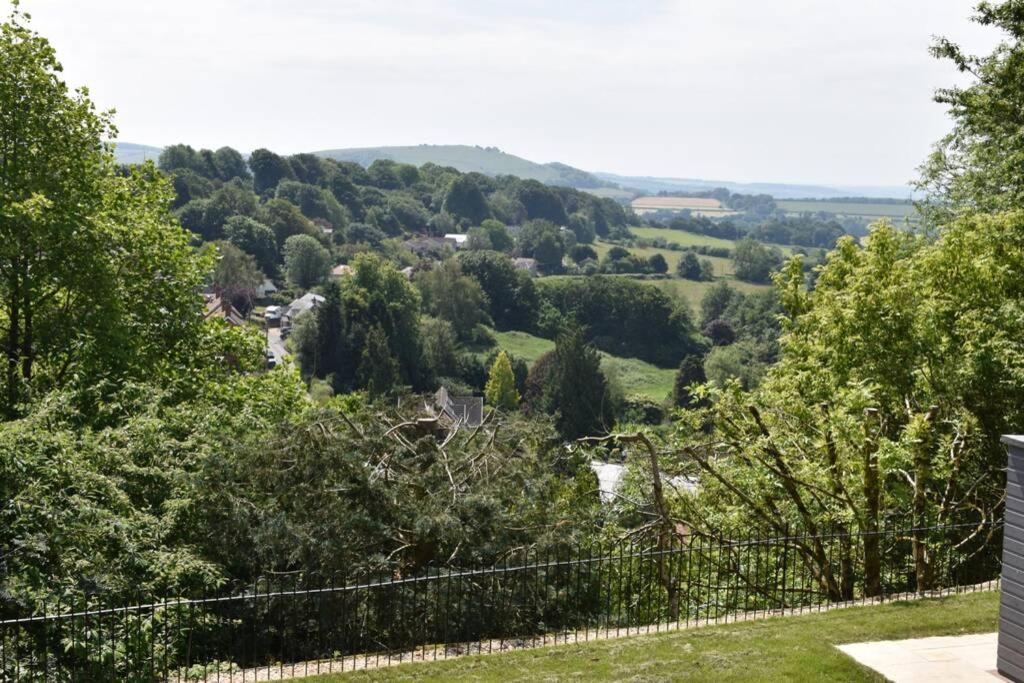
[0,519,1003,681]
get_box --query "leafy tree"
[537,277,705,367]
[733,237,783,283]
[158,143,214,177]
[458,251,539,330]
[569,244,598,264]
[264,197,318,247]
[568,212,596,244]
[485,351,519,410]
[223,216,277,275]
[703,339,766,390]
[702,319,736,346]
[515,180,568,224]
[0,10,208,416]
[517,219,565,273]
[919,1,1024,216]
[551,327,613,439]
[420,316,460,380]
[443,175,491,225]
[276,180,347,228]
[210,241,261,315]
[677,250,710,280]
[700,281,737,327]
[283,234,331,289]
[415,260,491,340]
[358,325,401,397]
[478,218,514,252]
[672,355,706,407]
[312,280,353,384]
[249,148,294,195]
[168,168,215,208]
[647,253,669,274]
[211,146,250,181]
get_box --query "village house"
[203,294,245,327]
[282,292,325,329]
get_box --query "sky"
[21,0,1000,187]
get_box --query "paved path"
[839,632,1005,682]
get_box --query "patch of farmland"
[776,199,916,220]
[631,196,739,217]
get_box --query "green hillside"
[112,142,163,165]
[488,329,676,402]
[312,144,608,188]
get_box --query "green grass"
[489,329,675,402]
[776,199,916,220]
[310,591,998,682]
[629,226,798,256]
[629,226,739,250]
[591,241,734,277]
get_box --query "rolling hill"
[111,142,163,165]
[312,144,609,189]
[594,171,915,200]
[110,141,912,201]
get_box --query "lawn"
[489,329,676,402]
[310,591,998,682]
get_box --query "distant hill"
[111,142,163,165]
[111,141,913,200]
[594,172,916,200]
[312,144,609,189]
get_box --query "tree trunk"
[820,403,854,601]
[912,406,939,595]
[862,408,882,598]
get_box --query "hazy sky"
[23,1,999,186]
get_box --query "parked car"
[264,305,282,327]
[266,350,277,369]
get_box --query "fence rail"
[0,520,1003,681]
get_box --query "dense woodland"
[2,0,1023,632]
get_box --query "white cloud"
[20,0,999,185]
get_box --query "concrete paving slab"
[838,632,1005,682]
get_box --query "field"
[777,199,916,220]
[316,591,998,682]
[630,225,797,255]
[631,195,739,217]
[591,241,735,277]
[489,330,675,402]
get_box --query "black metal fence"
[0,520,1002,681]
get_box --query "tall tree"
[282,234,331,289]
[0,8,207,416]
[359,325,400,398]
[551,327,613,439]
[248,148,293,195]
[485,351,519,410]
[443,175,491,225]
[919,1,1024,216]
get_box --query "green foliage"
[673,355,706,407]
[0,12,209,417]
[551,327,614,439]
[920,1,1024,216]
[249,148,294,195]
[732,237,784,283]
[518,219,566,273]
[359,325,401,397]
[443,175,491,225]
[282,234,331,289]
[223,215,277,275]
[458,250,540,330]
[485,351,519,410]
[209,241,261,314]
[415,260,492,341]
[537,277,705,367]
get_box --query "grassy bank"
[311,591,998,682]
